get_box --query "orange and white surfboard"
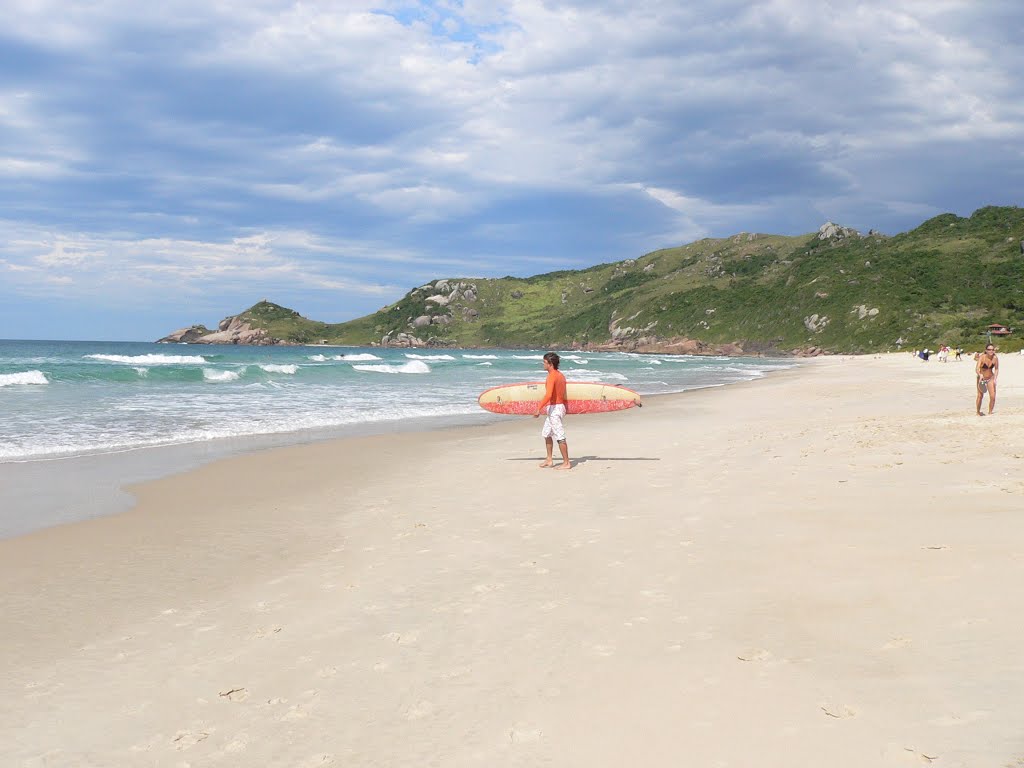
[477,381,643,415]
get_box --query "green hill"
[173,206,1024,354]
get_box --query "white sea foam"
[0,370,49,387]
[310,353,381,362]
[353,361,431,374]
[258,364,298,374]
[133,367,149,377]
[476,362,493,366]
[565,369,628,381]
[204,369,241,382]
[462,354,498,359]
[513,354,544,360]
[405,353,455,361]
[85,353,207,364]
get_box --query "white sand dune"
[1,353,1022,767]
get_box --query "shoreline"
[0,409,506,540]
[0,362,786,540]
[3,353,1022,766]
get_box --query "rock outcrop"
[157,316,286,345]
[817,221,860,241]
[379,331,457,348]
[573,334,746,356]
[157,325,212,344]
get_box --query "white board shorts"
[541,404,567,441]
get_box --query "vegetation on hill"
[191,206,1024,354]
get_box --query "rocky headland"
[158,315,293,346]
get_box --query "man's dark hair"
[543,351,560,369]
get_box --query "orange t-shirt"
[540,369,567,408]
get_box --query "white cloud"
[0,0,1022,335]
[0,223,401,299]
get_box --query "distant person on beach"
[534,352,571,470]
[955,347,963,361]
[975,343,999,416]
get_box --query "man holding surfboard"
[534,352,571,470]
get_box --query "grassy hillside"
[209,206,1024,353]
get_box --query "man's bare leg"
[539,436,555,467]
[554,439,572,470]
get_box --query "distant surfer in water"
[535,352,572,470]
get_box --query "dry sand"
[2,353,1023,767]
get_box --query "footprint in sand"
[297,755,335,766]
[472,583,504,594]
[509,726,543,743]
[382,631,419,646]
[893,747,939,763]
[737,648,774,662]
[281,704,311,722]
[820,703,857,719]
[930,710,990,726]
[882,636,912,650]
[173,729,212,750]
[439,665,472,680]
[404,700,436,720]
[224,732,250,753]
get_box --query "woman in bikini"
[975,344,999,415]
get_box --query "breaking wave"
[0,370,49,387]
[203,369,241,382]
[352,361,431,374]
[85,353,207,364]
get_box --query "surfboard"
[478,381,643,415]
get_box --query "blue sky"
[2,0,1022,340]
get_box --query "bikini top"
[980,355,996,370]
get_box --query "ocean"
[0,339,797,536]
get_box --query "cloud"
[0,1,1022,338]
[0,223,406,301]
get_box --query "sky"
[1,0,1022,341]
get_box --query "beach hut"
[987,324,1012,336]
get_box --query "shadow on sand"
[507,455,660,464]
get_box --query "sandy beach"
[2,353,1023,767]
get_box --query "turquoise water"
[1,339,796,463]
